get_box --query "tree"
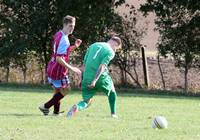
[140,0,200,92]
[62,0,126,62]
[157,54,166,89]
[110,4,148,87]
[0,0,126,83]
[0,0,32,83]
[0,1,13,82]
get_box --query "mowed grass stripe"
[0,88,200,140]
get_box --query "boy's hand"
[75,39,82,47]
[88,80,97,89]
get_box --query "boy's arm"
[88,51,114,89]
[69,39,82,51]
[55,36,82,74]
[56,57,81,75]
[88,64,106,89]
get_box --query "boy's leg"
[39,76,69,115]
[66,98,93,117]
[108,89,117,115]
[53,101,60,114]
[53,88,62,114]
[66,82,95,117]
[53,85,70,114]
[44,91,64,110]
[100,76,117,117]
[76,98,93,111]
[39,91,64,115]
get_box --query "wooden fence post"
[141,46,150,88]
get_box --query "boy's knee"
[61,85,71,95]
[84,98,93,106]
[109,91,117,99]
[111,83,116,93]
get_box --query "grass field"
[0,86,200,140]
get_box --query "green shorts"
[81,75,114,101]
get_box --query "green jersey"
[83,42,115,81]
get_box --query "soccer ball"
[151,116,168,129]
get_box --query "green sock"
[77,101,88,111]
[108,91,117,114]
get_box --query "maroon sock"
[54,101,61,114]
[44,92,64,109]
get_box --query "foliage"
[140,0,200,92]
[112,4,148,87]
[0,0,125,82]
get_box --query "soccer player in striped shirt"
[67,36,122,118]
[39,15,81,116]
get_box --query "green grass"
[0,87,200,140]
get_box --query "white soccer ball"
[151,116,168,129]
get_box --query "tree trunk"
[5,66,9,83]
[132,58,139,85]
[118,62,127,86]
[42,43,48,84]
[184,65,189,93]
[23,69,26,84]
[120,68,126,85]
[124,70,127,85]
[157,55,166,90]
[40,67,44,84]
[125,69,142,88]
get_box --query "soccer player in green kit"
[67,36,122,118]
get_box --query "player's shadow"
[0,113,42,117]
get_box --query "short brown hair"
[63,15,76,25]
[111,36,122,48]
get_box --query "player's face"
[113,41,122,50]
[64,22,75,35]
